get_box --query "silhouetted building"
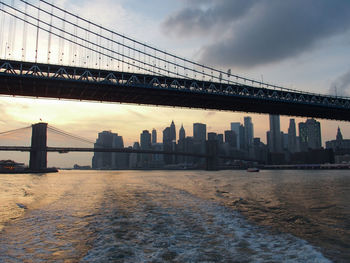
[170,120,176,142]
[193,123,206,142]
[288,119,297,153]
[140,130,151,167]
[208,132,217,141]
[326,127,350,156]
[112,133,128,169]
[230,122,241,149]
[129,142,141,168]
[268,115,282,153]
[152,129,157,144]
[239,125,246,150]
[92,131,115,169]
[299,119,321,150]
[224,130,237,148]
[217,134,224,144]
[163,127,173,165]
[179,124,186,141]
[244,116,254,147]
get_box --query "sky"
[1,0,350,167]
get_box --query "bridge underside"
[1,60,349,121]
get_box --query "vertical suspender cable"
[35,1,40,63]
[0,2,5,59]
[22,1,27,61]
[47,3,52,63]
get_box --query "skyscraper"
[269,115,282,153]
[230,122,241,149]
[224,130,237,148]
[288,119,297,153]
[163,127,172,164]
[151,129,157,144]
[140,130,152,167]
[140,130,151,150]
[244,117,254,147]
[299,119,321,150]
[92,131,117,169]
[170,120,176,142]
[193,123,206,142]
[179,124,186,141]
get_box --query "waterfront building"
[129,142,141,168]
[326,127,350,152]
[112,133,128,169]
[92,131,115,169]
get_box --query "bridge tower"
[206,140,219,171]
[29,123,48,171]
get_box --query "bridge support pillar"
[206,140,218,171]
[29,123,48,171]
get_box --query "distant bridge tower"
[29,123,48,171]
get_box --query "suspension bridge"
[0,123,225,171]
[0,0,349,120]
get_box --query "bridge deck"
[1,59,350,121]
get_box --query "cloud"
[163,0,350,67]
[330,70,350,97]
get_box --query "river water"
[0,170,348,262]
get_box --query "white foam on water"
[82,187,332,263]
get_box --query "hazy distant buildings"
[90,114,335,169]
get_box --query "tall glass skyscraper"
[269,115,282,153]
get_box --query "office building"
[224,130,237,148]
[244,116,254,147]
[269,115,282,153]
[193,123,206,142]
[179,124,186,141]
[152,129,157,144]
[230,122,241,149]
[299,119,321,150]
[288,119,297,153]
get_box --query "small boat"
[247,167,259,172]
